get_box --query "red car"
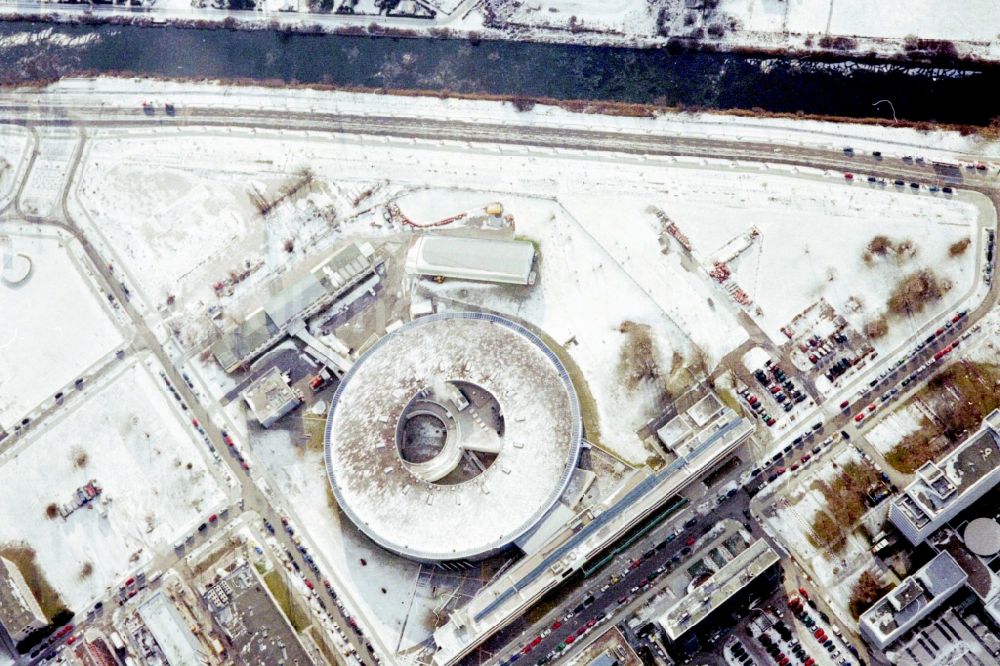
[844,173,854,180]
[839,400,850,410]
[304,579,315,590]
[586,619,597,628]
[799,587,811,599]
[565,635,575,645]
[208,513,218,523]
[800,455,811,464]
[775,467,786,475]
[66,635,77,646]
[854,413,865,423]
[551,620,562,630]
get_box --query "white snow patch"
[0,356,228,610]
[0,226,127,431]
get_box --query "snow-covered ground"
[670,171,981,350]
[67,126,984,362]
[417,193,692,464]
[0,355,229,610]
[5,0,998,63]
[250,426,432,659]
[764,446,882,620]
[0,224,128,432]
[864,404,924,456]
[0,125,30,209]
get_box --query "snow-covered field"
[482,0,1000,60]
[864,403,924,456]
[670,171,981,350]
[0,355,228,610]
[417,193,693,464]
[0,125,29,209]
[0,225,127,432]
[765,446,882,619]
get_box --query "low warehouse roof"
[405,235,536,285]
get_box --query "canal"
[1,20,997,124]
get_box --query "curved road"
[0,95,996,666]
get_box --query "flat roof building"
[432,390,754,665]
[242,367,302,428]
[0,556,47,644]
[860,552,968,650]
[658,539,781,653]
[889,410,1000,545]
[204,563,313,666]
[405,235,536,285]
[656,393,752,457]
[211,242,376,373]
[138,592,208,666]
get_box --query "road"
[478,480,772,666]
[0,120,379,666]
[0,94,997,666]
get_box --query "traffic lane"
[509,531,690,660]
[267,515,376,662]
[517,499,754,662]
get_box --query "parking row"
[264,516,380,664]
[850,311,972,426]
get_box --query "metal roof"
[210,310,279,372]
[965,518,1000,557]
[264,272,327,329]
[405,236,535,285]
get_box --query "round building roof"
[964,517,1000,557]
[324,312,582,561]
[1,253,32,285]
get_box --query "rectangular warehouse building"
[405,235,536,285]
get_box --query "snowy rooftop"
[890,413,1000,543]
[138,592,203,666]
[860,552,967,648]
[659,538,780,641]
[324,312,582,561]
[404,235,536,286]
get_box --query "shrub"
[949,237,971,257]
[850,571,892,618]
[618,320,662,391]
[511,97,536,112]
[865,316,889,339]
[887,269,951,315]
[867,235,893,256]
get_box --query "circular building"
[964,518,1000,557]
[324,312,582,562]
[1,252,32,286]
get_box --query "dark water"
[2,20,998,124]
